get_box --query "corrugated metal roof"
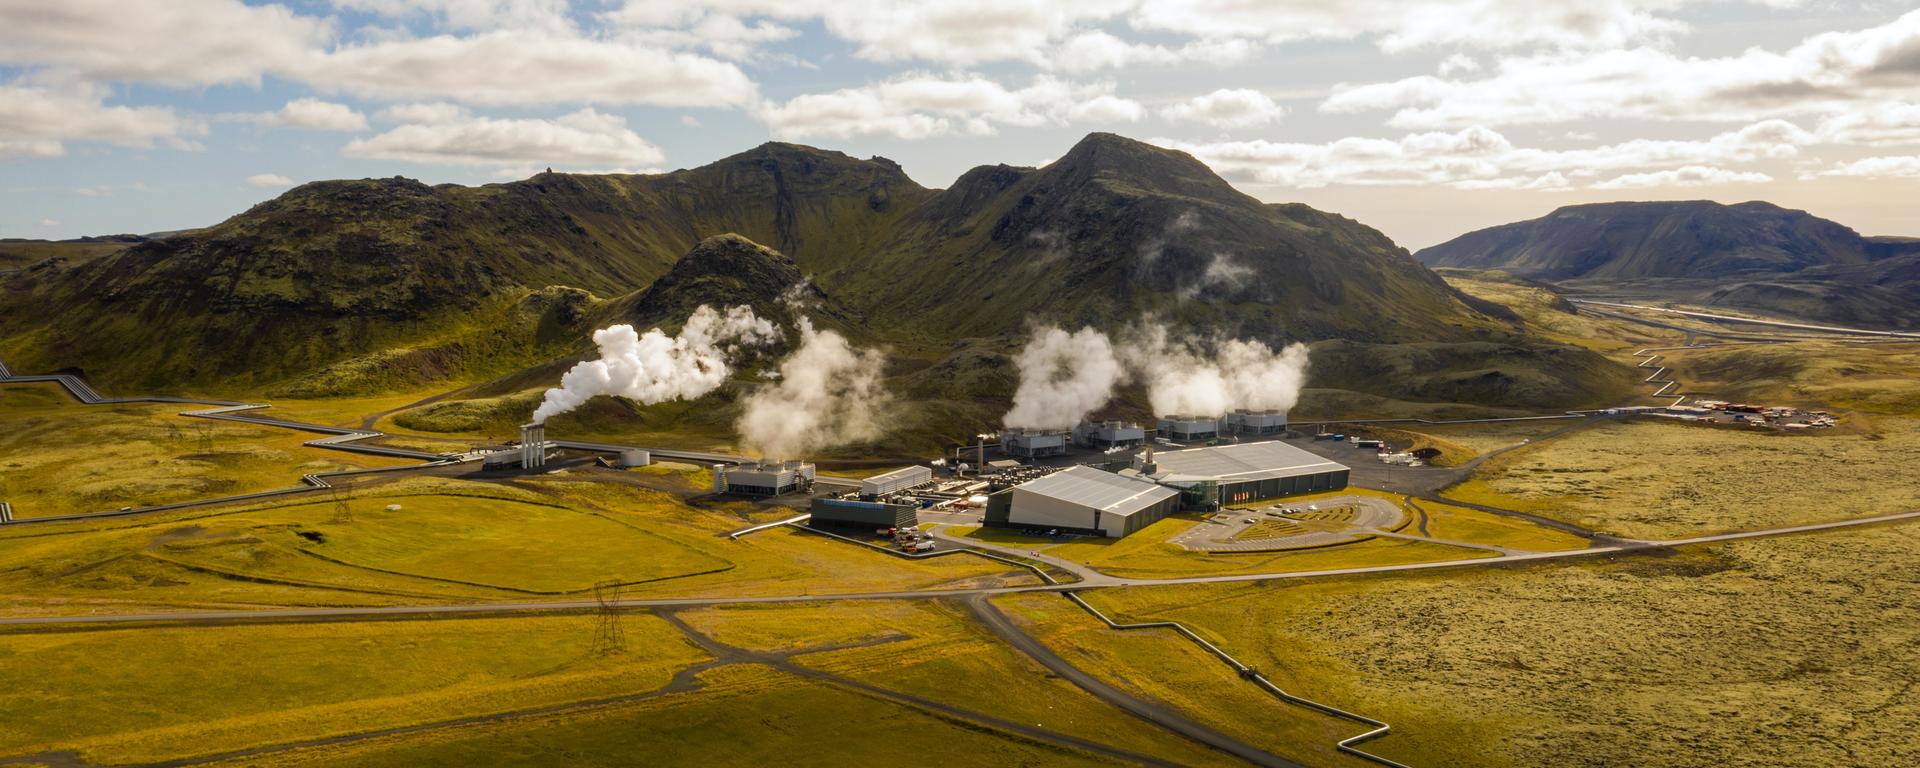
[1014,466,1178,516]
[1149,441,1347,483]
[864,465,930,484]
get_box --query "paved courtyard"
[1169,494,1407,552]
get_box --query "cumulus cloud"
[246,173,296,188]
[1590,165,1773,189]
[306,32,759,108]
[1814,156,1920,179]
[1161,88,1285,128]
[0,1,756,109]
[343,108,666,167]
[223,98,369,132]
[1131,0,1708,52]
[758,73,1143,140]
[1322,9,1920,129]
[1151,120,1817,190]
[330,0,577,34]
[0,83,201,161]
[0,0,330,87]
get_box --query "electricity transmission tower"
[329,481,355,524]
[590,580,626,655]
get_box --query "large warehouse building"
[985,465,1182,537]
[1139,441,1348,507]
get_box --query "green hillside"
[0,133,1636,445]
[1416,200,1913,280]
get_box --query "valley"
[4,134,1919,768]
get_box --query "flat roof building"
[985,465,1181,538]
[715,460,816,496]
[1225,409,1288,436]
[1001,428,1067,458]
[1156,415,1221,442]
[811,495,917,529]
[1073,421,1147,450]
[1140,441,1348,508]
[861,465,932,497]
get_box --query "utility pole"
[591,580,626,655]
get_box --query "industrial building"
[1072,420,1147,450]
[482,423,551,469]
[520,423,547,468]
[984,465,1182,537]
[1000,428,1067,458]
[861,465,932,497]
[811,494,918,529]
[1157,415,1222,442]
[1136,441,1348,507]
[714,460,816,496]
[1224,409,1288,436]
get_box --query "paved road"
[965,595,1302,768]
[9,509,1917,629]
[1570,299,1920,339]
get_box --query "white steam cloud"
[1122,324,1311,417]
[735,317,890,459]
[999,321,1311,425]
[531,305,779,423]
[1003,325,1125,431]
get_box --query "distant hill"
[1417,201,1917,280]
[1701,250,1920,329]
[0,133,1637,435]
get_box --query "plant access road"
[7,508,1917,629]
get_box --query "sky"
[3,0,1918,250]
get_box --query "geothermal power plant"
[503,311,1337,542]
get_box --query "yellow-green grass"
[1658,340,1920,417]
[0,614,708,765]
[221,664,1134,768]
[994,592,1382,768]
[682,600,1239,766]
[1360,419,1578,464]
[0,477,1038,614]
[246,389,461,430]
[214,494,734,594]
[1084,520,1920,768]
[786,599,1244,767]
[0,382,411,519]
[1413,499,1591,552]
[958,512,1489,579]
[1439,272,1660,355]
[1446,417,1920,539]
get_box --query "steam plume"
[1003,325,1123,430]
[531,305,778,423]
[1121,324,1310,417]
[735,317,890,458]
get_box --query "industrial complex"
[799,415,1351,540]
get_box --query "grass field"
[0,382,411,519]
[690,599,1242,767]
[0,477,1037,615]
[993,592,1382,768]
[1657,341,1920,417]
[0,614,707,765]
[217,664,1137,768]
[1447,416,1920,538]
[1082,518,1920,768]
